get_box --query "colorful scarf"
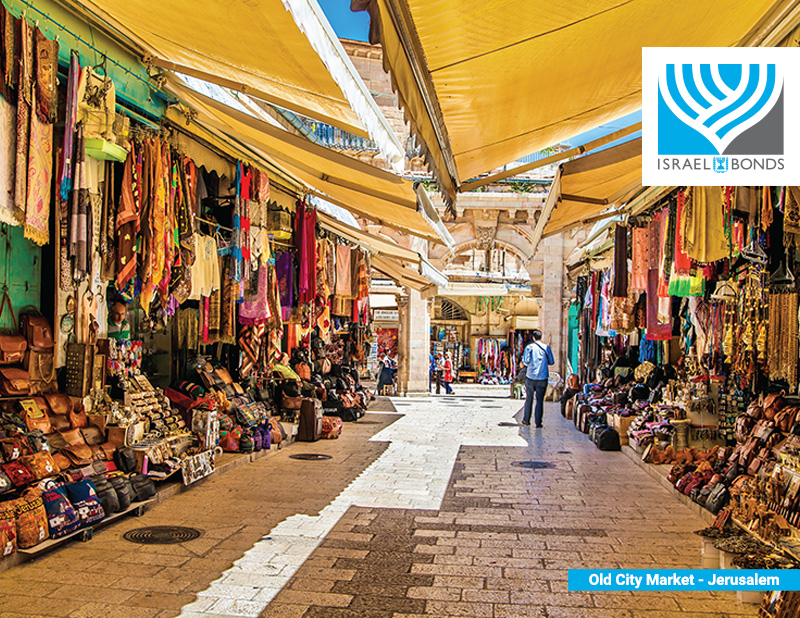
[60,51,81,201]
[23,93,52,245]
[34,28,57,123]
[630,226,649,292]
[0,94,16,226]
[69,127,90,279]
[116,145,139,289]
[276,251,294,321]
[219,256,236,344]
[239,265,271,326]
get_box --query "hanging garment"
[189,234,221,300]
[33,28,57,124]
[295,199,317,304]
[630,226,649,292]
[23,93,52,246]
[646,270,672,341]
[76,67,115,142]
[239,265,271,326]
[115,144,139,290]
[13,18,33,224]
[1,7,17,100]
[335,245,353,298]
[354,250,369,300]
[0,94,16,226]
[70,127,91,280]
[219,256,236,344]
[612,224,628,298]
[59,51,81,202]
[682,187,728,264]
[276,251,294,321]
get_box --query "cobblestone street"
[0,392,757,617]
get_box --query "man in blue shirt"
[521,330,555,427]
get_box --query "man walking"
[521,330,555,427]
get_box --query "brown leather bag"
[20,314,54,352]
[69,406,88,430]
[0,367,30,396]
[45,393,72,415]
[763,391,786,420]
[19,399,52,434]
[746,402,763,419]
[777,406,798,433]
[80,426,104,446]
[0,292,27,365]
[567,374,580,391]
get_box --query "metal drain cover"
[511,461,556,470]
[124,526,201,544]
[289,453,332,461]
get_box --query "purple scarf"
[276,251,294,321]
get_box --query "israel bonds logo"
[642,48,800,186]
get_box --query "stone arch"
[441,239,530,269]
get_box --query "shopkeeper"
[107,301,131,340]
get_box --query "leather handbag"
[746,402,763,419]
[706,484,730,514]
[45,393,72,416]
[281,394,303,410]
[20,314,54,352]
[763,391,786,420]
[109,476,132,510]
[90,475,120,514]
[69,406,89,430]
[18,399,52,434]
[0,292,26,365]
[80,426,104,446]
[777,406,799,433]
[0,368,30,396]
[130,474,156,501]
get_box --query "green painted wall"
[0,225,41,331]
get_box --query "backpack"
[596,427,621,451]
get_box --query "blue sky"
[318,0,370,42]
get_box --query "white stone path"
[179,393,527,617]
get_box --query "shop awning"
[354,0,785,203]
[167,80,450,243]
[318,212,419,263]
[440,283,512,297]
[62,0,393,145]
[371,255,439,292]
[511,316,540,330]
[531,138,642,253]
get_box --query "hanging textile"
[784,186,800,250]
[335,245,353,298]
[76,67,115,142]
[646,269,671,341]
[99,160,116,281]
[681,187,728,264]
[70,127,91,280]
[0,93,15,225]
[33,28,57,124]
[13,17,33,223]
[115,142,139,289]
[239,265,272,326]
[295,198,317,304]
[189,234,220,300]
[353,250,369,300]
[219,255,236,343]
[275,251,294,321]
[23,93,52,245]
[316,237,331,298]
[630,226,649,292]
[761,186,773,232]
[1,6,17,99]
[612,224,628,298]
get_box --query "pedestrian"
[521,330,554,427]
[442,351,454,395]
[375,352,396,396]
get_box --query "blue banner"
[569,569,800,591]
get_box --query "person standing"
[521,330,554,427]
[442,351,454,395]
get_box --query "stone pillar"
[539,234,565,376]
[395,289,430,396]
[396,295,409,395]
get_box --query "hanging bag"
[0,291,27,365]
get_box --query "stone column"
[539,234,565,376]
[396,295,409,395]
[405,288,431,395]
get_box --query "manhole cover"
[124,526,201,544]
[557,451,572,454]
[289,454,332,461]
[498,422,519,427]
[511,461,556,469]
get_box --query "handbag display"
[706,484,730,514]
[65,479,105,527]
[45,393,73,416]
[0,367,31,396]
[0,292,26,365]
[21,451,59,480]
[113,447,137,473]
[90,475,120,514]
[69,406,89,430]
[18,398,52,434]
[11,487,48,548]
[41,485,81,539]
[763,391,786,420]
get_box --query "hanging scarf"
[60,51,81,202]
[231,162,245,283]
[219,255,236,344]
[116,144,139,290]
[0,93,15,226]
[99,160,116,281]
[33,28,57,123]
[239,265,270,326]
[335,245,353,298]
[784,187,800,250]
[630,226,649,292]
[761,186,773,232]
[69,126,90,279]
[295,198,317,304]
[23,92,52,245]
[1,7,17,100]
[276,251,294,321]
[612,224,628,298]
[13,17,33,223]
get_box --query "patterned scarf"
[13,18,33,223]
[0,94,15,226]
[60,51,81,201]
[335,245,352,298]
[34,28,57,123]
[69,126,90,279]
[1,7,17,100]
[23,92,52,245]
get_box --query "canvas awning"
[354,0,790,204]
[318,212,419,263]
[371,255,440,292]
[167,80,449,242]
[62,0,397,150]
[529,138,642,255]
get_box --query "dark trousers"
[523,378,548,426]
[444,380,453,394]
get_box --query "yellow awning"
[65,0,366,135]
[167,80,447,242]
[318,213,420,263]
[372,255,437,292]
[357,0,785,200]
[542,138,642,238]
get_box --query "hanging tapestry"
[23,93,52,245]
[0,94,15,226]
[33,28,57,123]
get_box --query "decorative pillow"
[2,459,36,487]
[42,486,81,538]
[64,479,104,527]
[0,501,16,556]
[11,488,49,548]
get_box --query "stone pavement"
[0,392,759,617]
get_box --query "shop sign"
[374,309,399,322]
[643,47,800,186]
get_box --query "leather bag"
[20,314,54,352]
[763,391,786,420]
[0,292,26,365]
[130,474,156,501]
[69,406,89,430]
[109,476,132,510]
[0,368,30,396]
[45,393,72,416]
[113,447,137,473]
[706,484,730,514]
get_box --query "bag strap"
[0,291,17,333]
